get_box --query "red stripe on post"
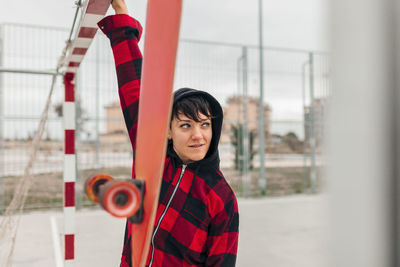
[68,62,80,67]
[78,27,97,38]
[72,47,88,55]
[65,130,75,154]
[65,234,75,260]
[65,182,75,207]
[64,73,75,102]
[86,0,111,15]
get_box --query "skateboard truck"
[85,174,145,223]
[126,179,145,223]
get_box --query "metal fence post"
[258,0,266,195]
[242,46,250,197]
[95,37,100,168]
[236,54,243,174]
[236,52,243,194]
[75,71,81,209]
[329,0,397,265]
[393,0,400,263]
[301,60,309,191]
[308,52,316,194]
[395,0,400,262]
[0,24,4,210]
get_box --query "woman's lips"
[189,144,204,148]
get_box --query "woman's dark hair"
[171,95,213,123]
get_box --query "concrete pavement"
[5,194,328,267]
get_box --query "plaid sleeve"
[97,14,143,152]
[206,186,239,267]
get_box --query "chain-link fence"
[0,22,329,212]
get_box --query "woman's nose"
[191,125,202,139]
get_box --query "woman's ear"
[167,128,172,140]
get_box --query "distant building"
[304,98,327,149]
[100,102,128,143]
[221,95,272,145]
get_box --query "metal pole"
[301,61,309,191]
[95,38,100,167]
[242,46,250,197]
[0,24,4,211]
[0,67,60,76]
[308,53,316,194]
[236,53,243,193]
[395,0,400,263]
[237,56,242,175]
[75,71,80,208]
[393,0,400,264]
[180,38,328,55]
[258,0,266,195]
[329,0,396,265]
[63,72,77,264]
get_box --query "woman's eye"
[202,122,210,127]
[180,123,190,128]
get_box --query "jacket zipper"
[149,164,187,267]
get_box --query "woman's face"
[168,113,212,164]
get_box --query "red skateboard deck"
[85,0,182,266]
[132,0,182,265]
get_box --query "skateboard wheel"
[85,174,114,203]
[99,180,141,218]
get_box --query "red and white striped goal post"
[62,0,112,265]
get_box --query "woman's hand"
[111,0,129,14]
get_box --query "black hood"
[167,87,223,170]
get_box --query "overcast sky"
[0,0,328,51]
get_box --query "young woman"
[98,1,239,266]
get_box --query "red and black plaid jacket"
[98,14,239,267]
